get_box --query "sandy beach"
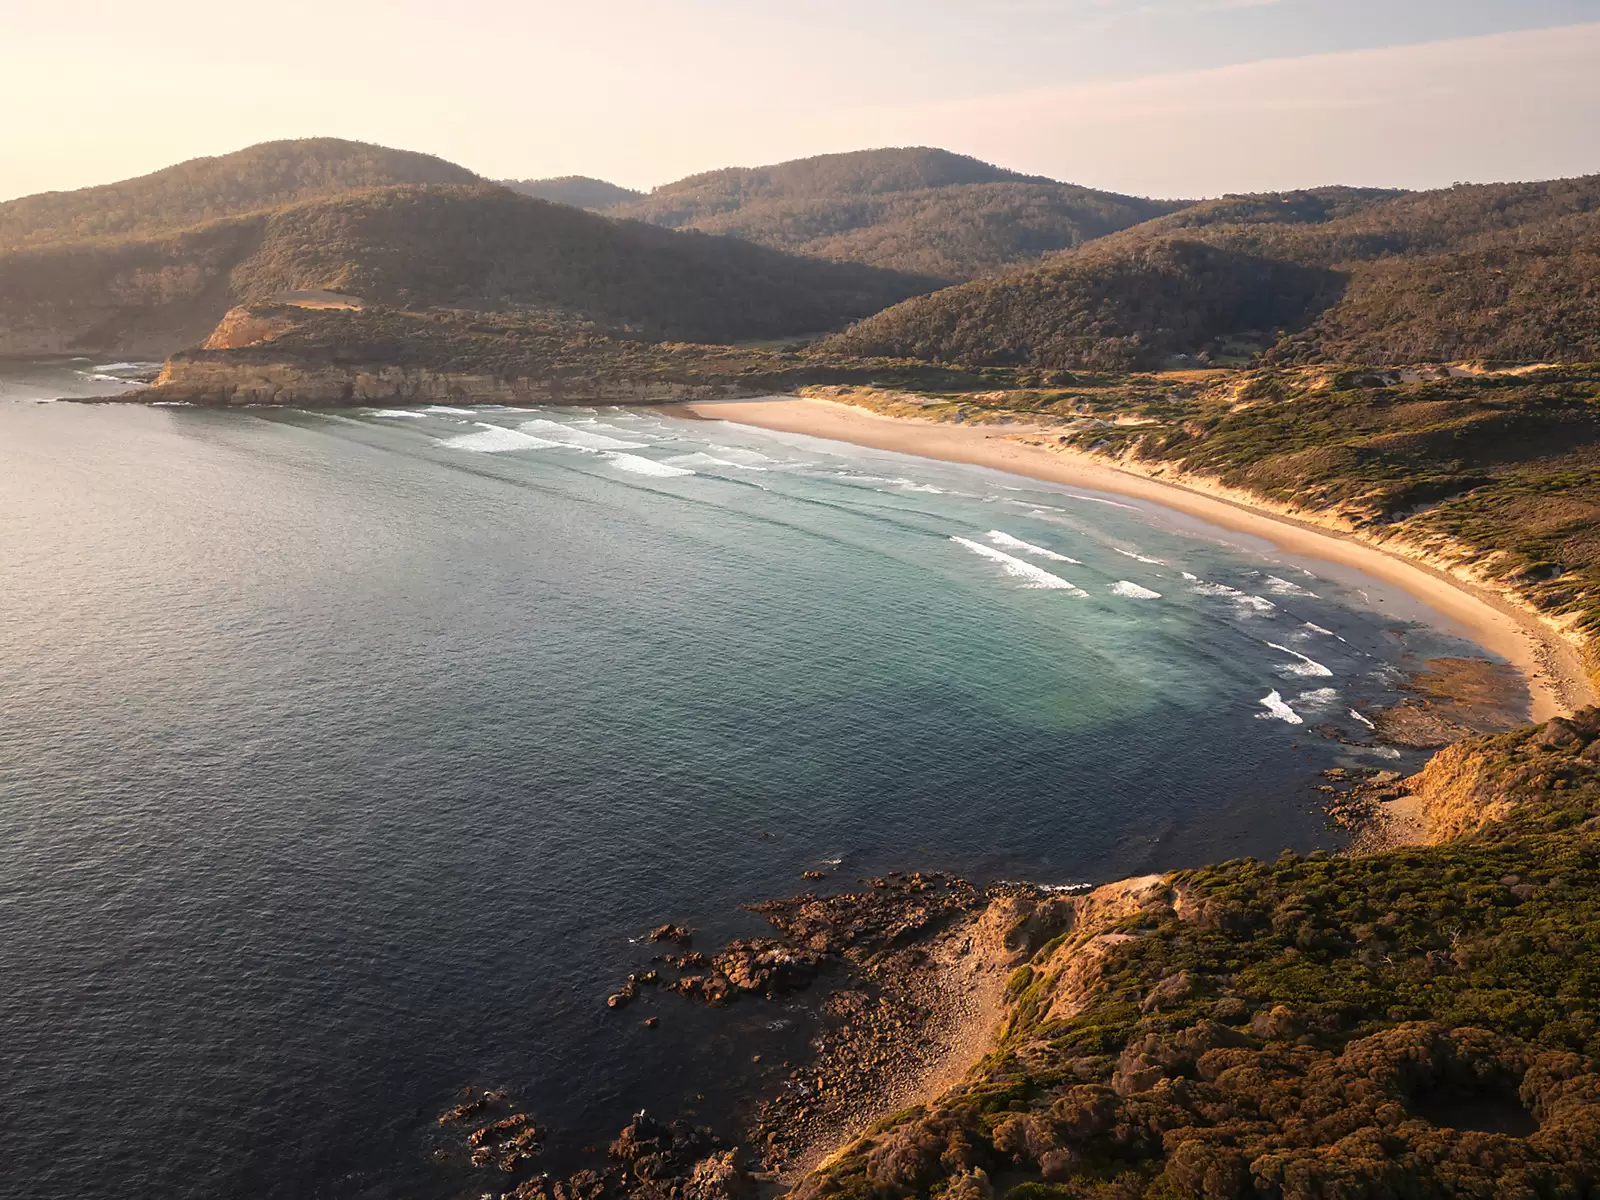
[688,396,1594,722]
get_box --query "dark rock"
[647,924,693,945]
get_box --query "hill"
[824,176,1600,369]
[0,181,935,354]
[499,176,644,210]
[0,138,479,251]
[797,716,1600,1199]
[611,147,1181,281]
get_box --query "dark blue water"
[0,376,1517,1198]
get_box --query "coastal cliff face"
[146,356,765,406]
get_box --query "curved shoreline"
[685,395,1594,722]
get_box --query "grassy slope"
[824,177,1600,369]
[796,721,1600,1199]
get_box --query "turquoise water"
[0,370,1513,1198]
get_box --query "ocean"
[0,361,1513,1198]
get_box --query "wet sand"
[687,396,1593,722]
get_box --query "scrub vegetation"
[796,720,1600,1200]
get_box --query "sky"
[2,0,1598,201]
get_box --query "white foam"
[663,452,766,472]
[1257,691,1304,725]
[606,453,695,478]
[370,409,424,419]
[951,537,1088,595]
[986,531,1081,563]
[1267,643,1334,678]
[1189,578,1277,613]
[1302,622,1335,636]
[519,419,647,450]
[1114,548,1166,565]
[439,423,563,453]
[1297,687,1340,706]
[92,361,160,372]
[1266,576,1320,597]
[1063,493,1140,511]
[1112,581,1162,600]
[1348,708,1377,730]
[424,405,479,415]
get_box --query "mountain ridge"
[824,174,1600,369]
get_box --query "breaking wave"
[606,453,696,478]
[1296,687,1340,707]
[440,424,562,453]
[424,405,479,415]
[663,453,766,472]
[1257,691,1304,725]
[986,531,1081,563]
[1265,575,1320,597]
[370,409,424,419]
[951,537,1088,595]
[1112,581,1162,600]
[518,419,647,450]
[1114,548,1166,566]
[1187,575,1277,613]
[1266,643,1334,678]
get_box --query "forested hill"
[824,175,1600,369]
[0,138,479,251]
[500,176,645,211]
[0,182,934,353]
[609,147,1182,281]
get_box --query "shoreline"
[686,396,1593,722]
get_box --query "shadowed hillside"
[500,176,645,210]
[0,138,479,251]
[825,176,1600,369]
[612,148,1181,280]
[0,181,934,354]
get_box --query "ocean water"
[0,367,1517,1198]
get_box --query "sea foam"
[370,409,425,419]
[1265,575,1320,597]
[606,453,695,478]
[951,537,1088,594]
[1257,691,1304,725]
[518,419,646,450]
[986,531,1081,563]
[1266,643,1334,678]
[1188,577,1277,613]
[424,405,479,415]
[440,424,562,453]
[1114,548,1166,566]
[1112,581,1162,600]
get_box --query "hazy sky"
[2,0,1597,201]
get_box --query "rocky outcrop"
[135,356,764,407]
